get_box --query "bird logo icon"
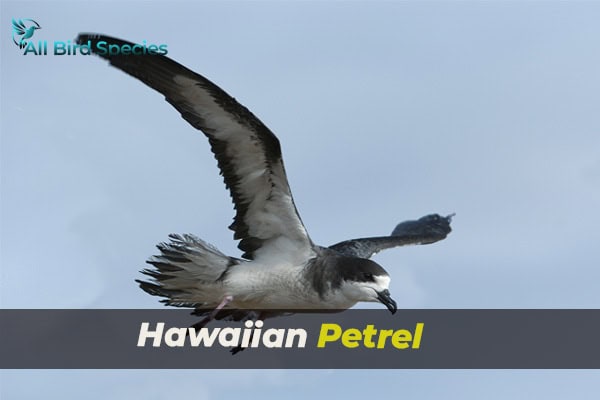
[12,18,41,49]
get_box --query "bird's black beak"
[377,289,397,314]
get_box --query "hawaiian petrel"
[77,34,452,320]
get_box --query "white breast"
[223,261,356,310]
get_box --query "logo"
[12,18,41,49]
[11,18,168,56]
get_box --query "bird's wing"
[329,214,453,259]
[12,19,26,35]
[77,33,313,261]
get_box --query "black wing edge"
[329,213,454,259]
[76,33,296,261]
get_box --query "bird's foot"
[230,345,246,355]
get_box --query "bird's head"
[27,20,41,31]
[339,258,397,314]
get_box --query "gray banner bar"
[1,310,598,369]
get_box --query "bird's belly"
[225,264,356,310]
[230,292,356,310]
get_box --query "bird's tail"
[137,233,240,308]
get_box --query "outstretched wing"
[12,19,26,36]
[329,213,453,259]
[77,33,313,261]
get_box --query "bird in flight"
[12,19,41,49]
[77,34,452,324]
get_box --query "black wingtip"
[446,212,456,223]
[76,33,112,60]
[76,33,133,46]
[75,32,97,44]
[75,33,103,47]
[75,33,143,60]
[391,213,454,237]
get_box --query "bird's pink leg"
[210,295,234,318]
[190,295,234,331]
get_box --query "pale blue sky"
[2,1,600,398]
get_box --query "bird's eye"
[364,273,374,281]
